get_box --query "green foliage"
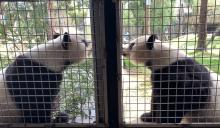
[187,0,220,14]
[122,0,145,26]
[123,58,136,68]
[60,59,94,119]
[122,4,135,26]
[172,35,220,74]
[1,1,48,45]
[0,54,12,70]
[190,52,220,74]
[150,0,176,33]
[0,23,6,37]
[188,0,199,14]
[122,0,177,35]
[57,0,89,26]
[123,57,149,74]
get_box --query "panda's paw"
[53,112,69,123]
[140,112,154,122]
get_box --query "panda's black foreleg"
[140,113,183,123]
[159,109,184,123]
[6,58,63,123]
[53,112,69,123]
[18,96,53,123]
[140,87,185,123]
[140,112,155,122]
[140,105,184,123]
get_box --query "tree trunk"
[179,4,184,36]
[144,5,151,34]
[197,0,208,51]
[47,0,54,40]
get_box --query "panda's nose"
[122,51,128,57]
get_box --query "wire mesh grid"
[0,0,99,125]
[121,0,220,126]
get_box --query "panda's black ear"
[63,32,71,42]
[62,32,71,50]
[52,33,61,39]
[146,34,158,50]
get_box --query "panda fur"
[53,112,69,123]
[0,32,89,123]
[123,34,220,124]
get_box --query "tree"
[197,0,208,51]
[144,0,151,34]
[150,0,176,38]
[1,1,48,44]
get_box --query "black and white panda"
[123,34,220,124]
[0,32,90,123]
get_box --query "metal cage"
[0,0,219,128]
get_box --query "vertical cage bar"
[90,0,108,125]
[104,0,121,127]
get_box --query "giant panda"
[123,34,220,124]
[0,32,90,123]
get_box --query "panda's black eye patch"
[63,32,71,42]
[129,43,135,50]
[81,39,89,47]
[148,34,158,42]
[62,32,71,50]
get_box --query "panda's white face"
[123,35,152,65]
[123,35,186,70]
[24,33,90,72]
[61,33,89,65]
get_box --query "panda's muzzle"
[122,48,130,57]
[122,51,128,57]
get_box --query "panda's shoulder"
[174,58,209,73]
[5,55,57,75]
[155,58,209,74]
[6,55,35,73]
